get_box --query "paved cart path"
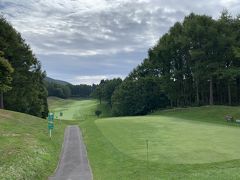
[49,126,92,180]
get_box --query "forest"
[0,16,48,118]
[45,81,95,99]
[93,12,240,116]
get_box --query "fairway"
[48,97,98,120]
[96,116,240,164]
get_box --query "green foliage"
[0,52,14,93]
[91,78,122,105]
[112,77,168,116]
[45,81,94,99]
[233,47,240,58]
[45,82,71,99]
[112,11,240,116]
[95,110,102,117]
[68,84,94,98]
[91,85,103,104]
[0,17,48,118]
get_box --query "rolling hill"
[45,77,71,85]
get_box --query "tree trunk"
[196,80,199,106]
[209,77,213,105]
[237,77,240,104]
[201,91,204,105]
[0,92,4,109]
[228,82,231,105]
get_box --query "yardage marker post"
[48,113,54,138]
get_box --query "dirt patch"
[0,110,13,119]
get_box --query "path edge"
[48,126,69,179]
[79,126,94,180]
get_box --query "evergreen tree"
[0,51,14,109]
[0,16,48,118]
[111,12,240,116]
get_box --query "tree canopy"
[91,78,122,105]
[45,81,95,99]
[94,11,240,116]
[0,16,48,118]
[0,51,14,109]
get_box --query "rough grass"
[49,98,240,180]
[152,105,240,125]
[0,109,69,180]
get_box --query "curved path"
[49,126,93,180]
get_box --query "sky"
[0,0,240,85]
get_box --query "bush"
[95,110,102,117]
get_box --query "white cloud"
[1,0,240,84]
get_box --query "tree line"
[91,78,122,106]
[0,16,48,118]
[45,81,96,99]
[93,11,240,116]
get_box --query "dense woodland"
[0,17,48,118]
[45,81,95,99]
[91,78,122,106]
[93,12,240,116]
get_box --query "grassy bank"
[48,97,240,179]
[0,109,69,180]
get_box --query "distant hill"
[45,77,71,85]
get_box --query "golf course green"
[49,98,240,179]
[96,115,240,164]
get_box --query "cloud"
[0,0,184,57]
[1,0,240,84]
[72,74,124,85]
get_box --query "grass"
[0,108,72,180]
[48,97,98,120]
[48,98,240,179]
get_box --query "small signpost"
[48,113,54,138]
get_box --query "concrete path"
[49,126,93,180]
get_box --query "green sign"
[48,113,54,121]
[48,121,54,129]
[48,113,54,130]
